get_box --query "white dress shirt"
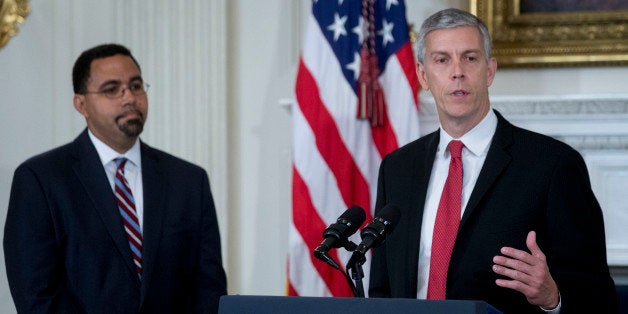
[416,109,497,298]
[88,130,144,231]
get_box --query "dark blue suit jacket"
[4,129,227,313]
[369,111,617,313]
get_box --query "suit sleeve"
[3,165,81,313]
[193,171,227,314]
[545,148,617,313]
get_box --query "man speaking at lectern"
[368,8,617,313]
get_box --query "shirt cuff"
[540,292,561,314]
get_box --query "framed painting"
[470,0,628,67]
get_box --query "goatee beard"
[119,119,144,138]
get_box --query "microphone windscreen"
[376,204,401,231]
[338,206,366,235]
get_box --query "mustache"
[115,109,144,123]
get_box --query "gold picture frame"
[0,0,30,49]
[470,0,628,67]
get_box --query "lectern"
[219,295,502,314]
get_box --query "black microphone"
[313,206,366,269]
[349,204,401,266]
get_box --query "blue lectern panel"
[219,295,502,314]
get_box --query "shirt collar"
[88,129,142,168]
[438,109,497,158]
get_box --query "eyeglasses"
[84,82,150,99]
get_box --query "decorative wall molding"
[492,95,628,116]
[556,135,628,151]
[0,0,30,49]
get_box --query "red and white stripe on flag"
[288,0,420,297]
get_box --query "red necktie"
[427,140,464,300]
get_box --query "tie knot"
[448,140,464,159]
[114,157,128,170]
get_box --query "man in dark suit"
[368,8,617,313]
[4,43,227,313]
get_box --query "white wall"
[0,0,627,312]
[224,0,300,295]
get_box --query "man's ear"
[73,94,88,118]
[416,62,430,91]
[486,57,497,87]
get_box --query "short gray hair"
[416,8,492,63]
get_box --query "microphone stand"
[313,241,360,297]
[346,250,367,298]
[342,241,361,297]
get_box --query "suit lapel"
[410,132,439,224]
[71,130,140,284]
[404,131,440,226]
[138,143,167,303]
[460,111,513,227]
[402,132,439,296]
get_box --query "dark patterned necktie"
[114,157,143,279]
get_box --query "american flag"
[289,0,420,297]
